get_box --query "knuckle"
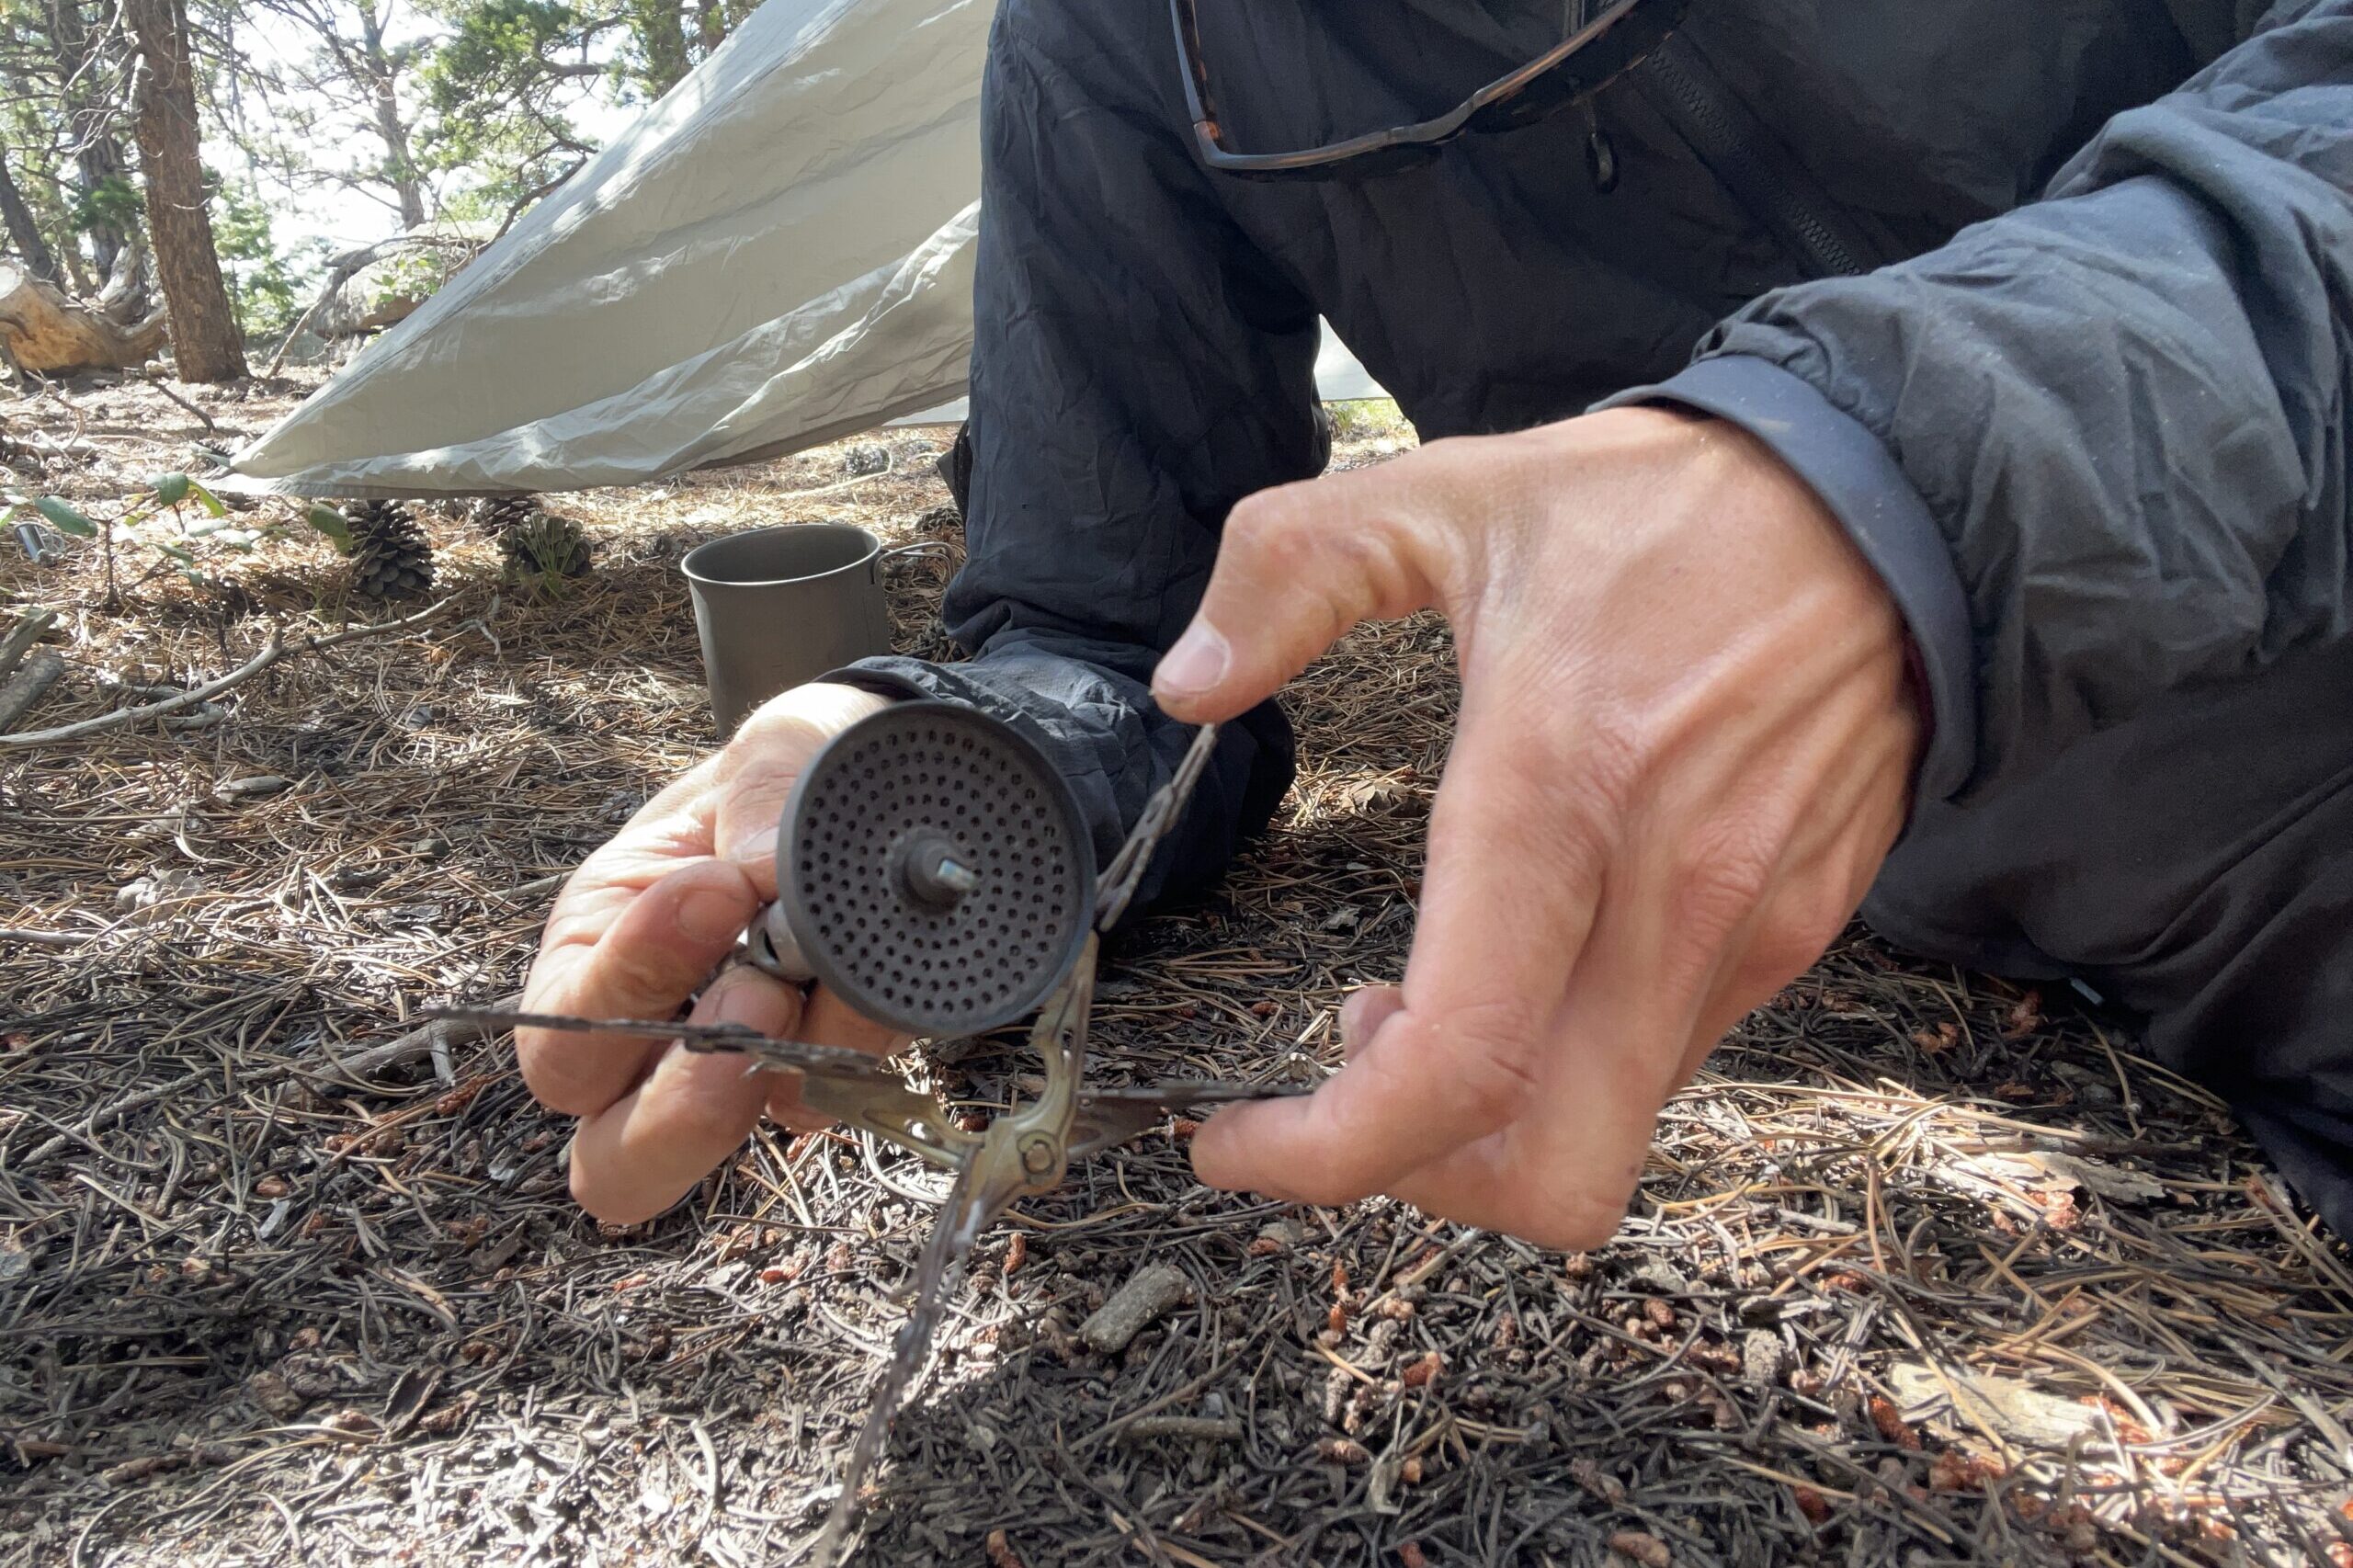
[1226,492,1318,572]
[598,936,697,1006]
[1530,1194,1630,1254]
[1667,797,1790,941]
[515,1048,599,1117]
[1573,706,1651,817]
[569,1157,647,1227]
[665,1090,753,1156]
[1282,1167,1376,1209]
[1750,878,1853,984]
[1441,997,1546,1121]
[1671,841,1775,949]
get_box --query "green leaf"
[153,541,196,564]
[153,472,190,507]
[188,480,227,518]
[34,497,96,538]
[304,503,355,553]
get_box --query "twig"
[0,597,455,748]
[0,607,57,684]
[138,373,217,437]
[0,927,91,949]
[319,993,523,1083]
[494,871,569,902]
[0,649,65,733]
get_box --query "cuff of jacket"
[1593,355,1976,801]
[823,657,1060,748]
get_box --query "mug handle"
[873,540,955,581]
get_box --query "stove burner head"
[779,702,1096,1035]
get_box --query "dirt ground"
[5,372,2353,1567]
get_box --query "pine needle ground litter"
[3,378,2348,1566]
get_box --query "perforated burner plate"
[779,702,1096,1036]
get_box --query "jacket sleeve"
[1617,0,2353,804]
[838,1,1328,905]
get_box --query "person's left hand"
[1154,405,1924,1249]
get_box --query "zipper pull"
[1583,100,1620,195]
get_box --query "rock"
[244,1369,306,1419]
[1887,1360,2103,1446]
[303,225,493,341]
[1078,1262,1188,1354]
[115,869,204,911]
[1255,1217,1304,1248]
[1741,1328,1786,1388]
[1629,1260,1689,1295]
[1608,1528,1671,1567]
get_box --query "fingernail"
[677,885,745,945]
[722,824,779,867]
[1154,620,1230,699]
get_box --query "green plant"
[1324,398,1410,442]
[5,478,352,608]
[211,177,321,342]
[365,246,460,315]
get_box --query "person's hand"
[516,680,903,1223]
[1161,406,1924,1249]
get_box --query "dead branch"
[0,597,456,747]
[323,992,523,1082]
[0,607,58,683]
[0,649,65,732]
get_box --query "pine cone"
[343,500,435,602]
[500,511,593,600]
[466,494,538,537]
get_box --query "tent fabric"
[228,0,1382,497]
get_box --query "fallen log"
[0,264,167,374]
[0,650,65,732]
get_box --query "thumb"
[1153,475,1449,722]
[710,683,897,883]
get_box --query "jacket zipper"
[1637,45,1866,279]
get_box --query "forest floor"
[4,371,2353,1567]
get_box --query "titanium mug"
[681,522,896,738]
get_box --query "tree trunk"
[357,0,426,230]
[630,0,691,97]
[0,148,60,285]
[125,0,247,381]
[0,265,167,372]
[46,0,135,278]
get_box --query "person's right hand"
[515,680,903,1223]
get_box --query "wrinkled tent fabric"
[229,0,1381,498]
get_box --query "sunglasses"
[1170,0,1688,181]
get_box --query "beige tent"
[229,0,1381,498]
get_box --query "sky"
[211,0,636,257]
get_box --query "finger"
[1191,676,1606,1204]
[517,857,761,1116]
[710,683,899,880]
[1339,983,1404,1060]
[801,986,912,1057]
[1375,914,1715,1253]
[765,986,913,1134]
[1151,462,1455,723]
[566,965,803,1224]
